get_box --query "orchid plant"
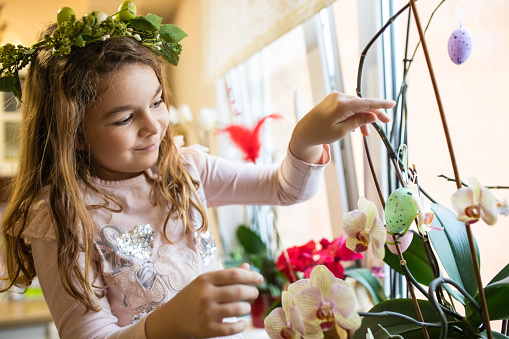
[265,1,509,338]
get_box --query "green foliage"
[226,225,287,296]
[466,263,509,328]
[383,233,435,286]
[428,203,480,303]
[344,267,387,305]
[353,299,468,339]
[236,225,266,255]
[0,9,186,101]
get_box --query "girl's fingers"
[360,124,370,136]
[214,284,259,303]
[333,112,377,138]
[209,268,264,286]
[214,301,253,319]
[207,319,248,337]
[347,97,396,112]
[365,108,391,123]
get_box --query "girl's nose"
[139,111,160,137]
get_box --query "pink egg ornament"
[448,26,474,65]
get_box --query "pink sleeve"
[32,239,148,339]
[198,144,330,207]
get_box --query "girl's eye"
[151,99,164,108]
[113,115,133,126]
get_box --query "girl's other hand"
[145,265,263,338]
[289,92,395,164]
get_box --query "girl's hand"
[145,264,263,338]
[289,92,395,163]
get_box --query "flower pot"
[251,292,277,328]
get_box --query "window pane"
[4,121,21,159]
[264,25,333,247]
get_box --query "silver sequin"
[193,229,217,266]
[131,303,162,324]
[117,224,155,261]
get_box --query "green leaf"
[466,263,509,328]
[129,16,159,31]
[383,234,435,286]
[161,46,179,66]
[0,76,17,92]
[428,203,480,303]
[144,13,163,30]
[353,299,460,339]
[236,225,266,255]
[344,267,387,305]
[159,24,188,43]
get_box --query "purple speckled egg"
[448,26,474,65]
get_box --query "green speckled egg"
[385,187,418,234]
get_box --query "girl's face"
[83,63,170,181]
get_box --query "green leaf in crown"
[0,1,187,103]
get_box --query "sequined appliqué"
[116,224,155,261]
[193,229,217,266]
[131,303,163,324]
[154,244,198,291]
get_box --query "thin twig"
[438,174,509,189]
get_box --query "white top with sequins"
[21,144,330,339]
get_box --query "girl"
[0,8,394,339]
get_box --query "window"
[0,91,21,176]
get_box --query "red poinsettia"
[276,235,363,283]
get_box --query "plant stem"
[359,311,441,328]
[393,236,430,339]
[363,131,430,339]
[408,1,492,338]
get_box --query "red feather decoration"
[218,114,283,163]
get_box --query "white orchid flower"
[451,177,498,225]
[343,197,386,260]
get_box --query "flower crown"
[0,1,187,104]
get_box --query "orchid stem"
[358,311,441,328]
[409,1,492,337]
[363,136,385,208]
[439,174,509,189]
[393,236,430,339]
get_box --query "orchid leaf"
[353,299,462,339]
[344,267,387,305]
[383,234,435,286]
[428,203,480,303]
[159,24,187,43]
[236,225,266,255]
[465,263,509,328]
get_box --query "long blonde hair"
[1,26,207,311]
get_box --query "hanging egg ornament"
[448,26,474,65]
[384,187,418,234]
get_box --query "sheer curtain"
[201,0,336,83]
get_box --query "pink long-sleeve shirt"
[21,144,330,338]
